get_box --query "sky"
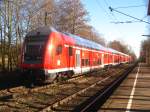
[82,0,149,57]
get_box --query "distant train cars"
[20,27,131,82]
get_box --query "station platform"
[99,63,150,112]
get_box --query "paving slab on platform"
[99,63,150,112]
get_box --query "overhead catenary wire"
[110,14,148,24]
[96,0,121,27]
[109,6,150,24]
[103,0,120,21]
[103,0,109,8]
[95,0,122,28]
[100,0,125,36]
[95,0,113,20]
[94,0,127,41]
[114,4,146,9]
[104,0,147,22]
[110,20,145,24]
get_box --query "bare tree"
[55,0,88,34]
[27,0,56,30]
[0,0,31,71]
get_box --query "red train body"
[20,27,131,82]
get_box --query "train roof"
[107,48,129,56]
[64,33,106,51]
[65,33,129,56]
[107,48,119,54]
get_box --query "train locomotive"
[20,26,131,82]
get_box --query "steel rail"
[72,63,137,112]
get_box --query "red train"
[20,27,131,82]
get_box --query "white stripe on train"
[46,63,126,74]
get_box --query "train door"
[112,54,114,65]
[68,46,73,68]
[75,50,80,67]
[74,49,81,74]
[101,53,104,67]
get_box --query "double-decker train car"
[20,26,131,82]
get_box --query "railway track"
[41,64,130,112]
[0,64,131,112]
[0,75,83,101]
[73,62,137,112]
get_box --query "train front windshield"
[23,35,48,64]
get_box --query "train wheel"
[66,71,73,78]
[45,73,57,83]
[57,73,63,82]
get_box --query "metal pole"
[148,0,150,15]
[45,12,47,25]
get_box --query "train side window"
[98,59,101,65]
[86,59,89,66]
[69,46,73,56]
[82,59,85,66]
[56,45,62,55]
[104,54,107,58]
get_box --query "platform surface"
[99,63,150,112]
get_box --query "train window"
[94,60,97,65]
[82,59,89,66]
[110,55,112,60]
[69,47,73,56]
[82,59,85,66]
[85,59,89,66]
[56,45,62,55]
[104,54,107,58]
[98,59,101,65]
[115,59,117,63]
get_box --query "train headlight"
[48,44,53,51]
